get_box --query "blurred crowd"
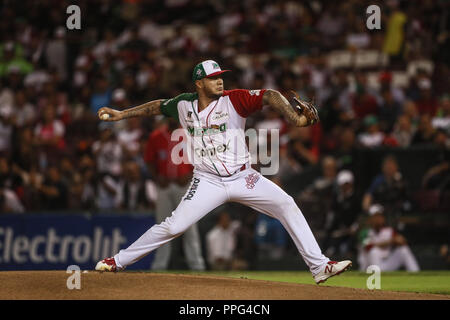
[0,0,449,268]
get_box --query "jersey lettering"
[183,178,200,200]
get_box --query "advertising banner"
[0,214,155,270]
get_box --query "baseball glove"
[291,90,320,125]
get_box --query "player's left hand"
[291,90,319,125]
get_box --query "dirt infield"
[0,271,448,300]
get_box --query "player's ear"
[195,79,203,90]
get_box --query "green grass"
[147,270,450,295]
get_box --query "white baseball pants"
[114,168,329,275]
[151,182,205,270]
[366,245,420,272]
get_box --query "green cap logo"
[192,60,231,82]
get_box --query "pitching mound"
[0,271,448,300]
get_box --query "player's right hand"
[98,107,123,121]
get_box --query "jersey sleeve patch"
[224,89,267,118]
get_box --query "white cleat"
[314,260,352,284]
[95,257,118,272]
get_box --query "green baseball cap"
[364,115,378,127]
[192,60,231,82]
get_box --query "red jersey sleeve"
[224,89,267,118]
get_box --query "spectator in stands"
[358,204,420,272]
[73,51,93,90]
[117,118,143,159]
[333,127,357,171]
[433,128,449,149]
[415,78,438,117]
[119,26,149,63]
[382,1,407,66]
[357,115,385,148]
[300,156,337,202]
[45,27,67,81]
[120,161,149,211]
[376,71,405,106]
[21,163,43,210]
[0,178,24,214]
[206,211,241,270]
[90,77,112,115]
[92,30,119,63]
[79,155,97,210]
[276,146,302,182]
[233,212,258,270]
[254,213,288,261]
[33,104,66,162]
[432,95,450,134]
[298,156,338,231]
[288,126,319,168]
[0,41,33,77]
[34,165,68,210]
[316,4,346,50]
[378,87,403,132]
[332,69,353,118]
[411,114,436,145]
[352,72,379,120]
[12,89,36,128]
[392,114,415,147]
[92,124,123,176]
[0,156,23,199]
[362,155,409,227]
[120,72,143,105]
[59,156,75,186]
[96,170,123,211]
[403,100,420,127]
[323,170,361,259]
[110,88,131,133]
[320,95,344,134]
[145,118,205,271]
[0,103,14,155]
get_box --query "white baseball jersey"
[160,89,266,176]
[359,226,420,272]
[362,226,396,259]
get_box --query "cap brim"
[206,70,231,78]
[338,179,352,186]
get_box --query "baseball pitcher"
[95,60,352,284]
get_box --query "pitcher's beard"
[208,90,223,99]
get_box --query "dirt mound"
[0,271,448,300]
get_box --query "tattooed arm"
[97,99,164,121]
[262,89,308,127]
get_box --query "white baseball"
[100,113,110,120]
